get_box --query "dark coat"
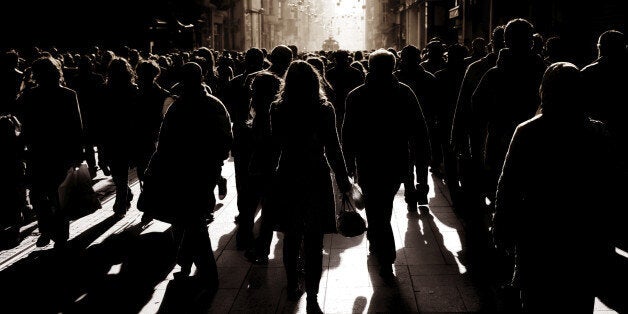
[581,56,628,158]
[471,48,546,188]
[267,102,350,234]
[135,82,170,162]
[343,75,429,182]
[18,85,83,189]
[144,90,232,222]
[451,52,498,156]
[325,65,364,122]
[71,71,105,143]
[494,114,621,308]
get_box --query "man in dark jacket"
[326,50,364,129]
[18,56,83,249]
[343,49,429,279]
[581,30,628,157]
[394,45,434,210]
[471,18,546,202]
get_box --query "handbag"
[58,163,102,220]
[336,195,366,237]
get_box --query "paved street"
[0,158,625,313]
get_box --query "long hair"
[107,57,136,88]
[276,60,326,110]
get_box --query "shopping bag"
[58,164,102,220]
[336,195,366,237]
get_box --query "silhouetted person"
[225,48,264,249]
[326,50,364,129]
[394,45,434,209]
[494,62,621,312]
[0,51,23,115]
[434,44,467,205]
[269,61,351,314]
[581,30,628,155]
[450,25,505,213]
[343,49,429,279]
[471,18,546,203]
[17,56,83,249]
[135,60,172,183]
[72,55,106,177]
[543,36,567,65]
[420,40,446,74]
[102,58,139,217]
[465,37,487,67]
[532,33,544,57]
[145,62,231,288]
[244,45,293,263]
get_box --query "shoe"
[306,296,323,314]
[174,264,192,280]
[36,234,51,247]
[218,177,227,200]
[100,164,111,176]
[416,185,429,205]
[234,214,240,224]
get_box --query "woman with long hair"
[103,57,138,217]
[269,61,351,313]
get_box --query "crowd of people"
[0,17,626,312]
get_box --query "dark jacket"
[18,85,83,188]
[451,52,498,155]
[268,102,349,233]
[325,65,364,122]
[135,82,170,160]
[145,89,232,220]
[494,114,621,307]
[471,48,546,186]
[343,74,429,182]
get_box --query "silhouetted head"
[306,57,326,78]
[333,50,351,66]
[107,57,135,88]
[400,45,420,67]
[471,37,487,56]
[447,44,467,68]
[532,33,544,56]
[136,60,160,87]
[269,45,293,76]
[288,45,298,59]
[78,55,94,74]
[245,48,264,72]
[368,49,396,78]
[539,62,583,118]
[351,61,367,75]
[129,49,141,67]
[180,62,203,94]
[504,18,534,54]
[195,47,215,72]
[31,56,62,87]
[354,50,364,61]
[597,30,625,59]
[425,40,444,61]
[545,36,563,61]
[387,47,398,59]
[2,51,19,70]
[492,25,506,52]
[279,60,325,109]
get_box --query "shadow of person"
[67,222,178,313]
[0,214,122,313]
[157,277,219,313]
